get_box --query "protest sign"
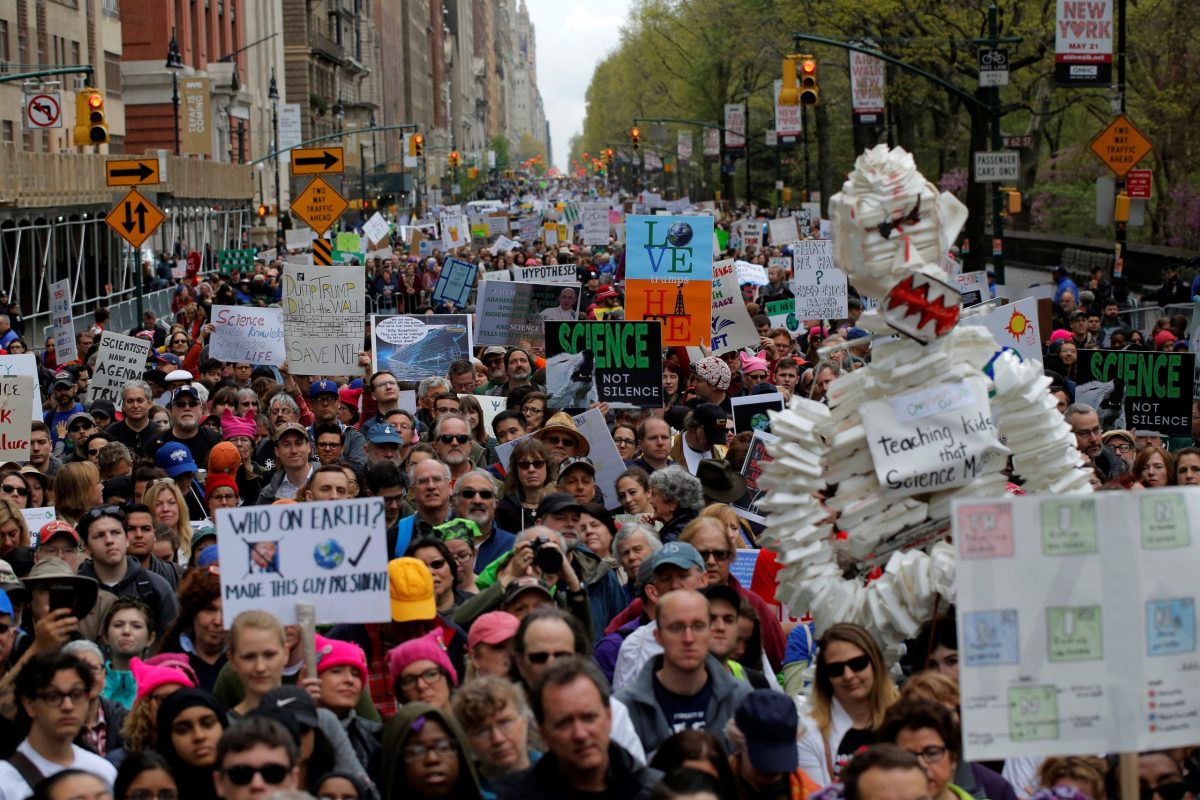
[768,256,792,275]
[791,239,848,319]
[335,232,362,253]
[731,392,784,434]
[710,260,761,355]
[625,215,714,282]
[88,332,151,404]
[440,214,469,249]
[0,374,33,460]
[516,216,540,241]
[487,213,510,238]
[735,260,769,287]
[740,221,763,250]
[625,278,711,348]
[510,263,576,283]
[1074,350,1194,436]
[768,216,800,247]
[216,498,391,626]
[953,489,1200,760]
[431,257,478,308]
[23,507,55,546]
[545,321,663,409]
[210,305,286,366]
[860,377,1008,498]
[371,314,473,380]
[960,297,1043,363]
[543,222,559,246]
[474,281,580,346]
[0,355,41,422]
[285,227,314,251]
[764,298,802,336]
[362,212,390,245]
[49,279,77,365]
[282,263,365,375]
[733,430,777,524]
[464,394,507,436]
[957,271,989,306]
[582,202,610,246]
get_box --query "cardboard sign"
[432,257,478,308]
[511,263,576,284]
[957,271,989,306]
[23,507,55,546]
[516,216,540,241]
[545,320,663,409]
[49,279,77,365]
[1075,350,1194,436]
[731,393,784,434]
[733,430,777,525]
[860,377,1008,497]
[282,263,366,375]
[582,202,610,246]
[710,260,761,355]
[764,298,801,335]
[440,214,469,249]
[463,394,507,438]
[285,228,315,251]
[88,332,152,405]
[216,498,391,627]
[487,213,511,238]
[210,305,286,366]
[371,314,473,381]
[474,281,580,346]
[960,297,1043,364]
[362,212,390,245]
[768,216,800,247]
[791,239,848,319]
[736,260,769,287]
[0,374,33,460]
[954,490,1200,759]
[0,355,42,422]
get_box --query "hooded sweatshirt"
[380,702,483,800]
[156,688,227,800]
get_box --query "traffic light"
[257,203,268,219]
[412,133,425,157]
[605,148,614,165]
[799,56,820,106]
[778,57,799,106]
[631,127,641,150]
[448,151,460,168]
[73,88,109,146]
[467,166,479,179]
[1004,188,1022,216]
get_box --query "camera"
[530,535,563,574]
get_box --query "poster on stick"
[282,264,365,375]
[474,281,580,346]
[371,314,473,381]
[0,374,34,461]
[791,239,848,319]
[49,279,77,365]
[545,320,663,409]
[216,498,391,626]
[210,306,286,366]
[1074,350,1194,437]
[88,332,152,404]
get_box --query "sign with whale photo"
[544,320,663,409]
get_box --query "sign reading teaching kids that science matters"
[953,489,1200,760]
[791,239,848,319]
[624,214,714,348]
[210,305,286,366]
[545,321,663,410]
[474,281,580,347]
[371,314,473,381]
[216,497,391,627]
[1074,350,1194,437]
[88,332,152,405]
[282,263,365,375]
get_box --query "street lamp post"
[165,28,184,155]
[268,70,282,243]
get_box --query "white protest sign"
[285,227,314,251]
[957,271,989,305]
[49,279,77,365]
[0,355,42,422]
[474,281,576,346]
[23,507,55,546]
[543,223,559,247]
[487,213,511,238]
[511,263,576,283]
[768,256,793,275]
[211,305,286,366]
[860,377,1008,497]
[490,236,519,255]
[960,297,1043,363]
[464,394,507,437]
[0,374,33,461]
[740,220,763,250]
[88,332,151,405]
[710,260,761,354]
[216,497,391,626]
[516,216,540,241]
[953,489,1200,760]
[440,214,469,249]
[735,260,768,287]
[791,239,848,319]
[282,263,366,375]
[362,212,390,245]
[582,202,609,246]
[768,216,800,247]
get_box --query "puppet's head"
[830,145,969,343]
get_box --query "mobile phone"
[48,585,75,613]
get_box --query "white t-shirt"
[681,438,711,475]
[0,740,118,800]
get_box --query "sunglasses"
[458,488,493,500]
[82,505,125,523]
[1,485,28,497]
[68,423,93,432]
[1143,785,1195,800]
[824,654,872,676]
[542,435,572,446]
[438,433,470,445]
[222,764,292,786]
[525,650,573,665]
[516,459,546,470]
[697,548,732,563]
[174,399,201,408]
[87,447,106,456]
[425,558,448,570]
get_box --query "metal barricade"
[1117,306,1163,335]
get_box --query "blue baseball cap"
[309,379,339,398]
[735,689,800,772]
[0,585,12,617]
[367,424,403,445]
[171,385,201,404]
[154,352,182,367]
[155,442,197,477]
[647,541,706,575]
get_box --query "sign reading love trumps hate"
[216,497,391,626]
[624,214,714,347]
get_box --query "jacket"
[657,507,699,544]
[668,434,728,473]
[614,653,752,757]
[570,543,627,641]
[78,557,179,634]
[495,742,660,800]
[797,697,856,786]
[381,703,483,800]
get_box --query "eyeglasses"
[613,437,636,446]
[398,667,445,690]
[438,433,470,445]
[907,745,948,764]
[129,792,179,800]
[39,545,78,559]
[316,441,343,450]
[171,338,189,345]
[415,475,448,486]
[525,650,573,665]
[402,737,457,763]
[1,485,28,497]
[663,621,709,636]
[458,488,493,500]
[174,399,201,408]
[380,494,405,506]
[468,715,520,741]
[1072,425,1102,438]
[697,548,732,563]
[516,459,546,470]
[36,688,88,707]
[82,505,125,523]
[450,551,473,564]
[522,406,544,416]
[1111,443,1134,453]
[542,435,572,446]
[222,764,292,786]
[86,445,108,456]
[824,654,872,676]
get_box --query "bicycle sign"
[979,48,1009,87]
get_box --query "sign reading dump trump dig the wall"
[217,497,391,626]
[282,263,365,375]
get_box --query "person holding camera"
[451,525,592,634]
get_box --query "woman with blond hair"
[0,497,29,558]
[142,479,192,564]
[797,622,899,785]
[51,460,103,526]
[1037,757,1108,800]
[699,502,756,547]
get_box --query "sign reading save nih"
[291,177,348,235]
[974,151,1019,183]
[1089,114,1153,178]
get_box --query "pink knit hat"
[131,656,195,703]
[739,352,768,375]
[1154,329,1178,350]
[315,634,368,681]
[386,629,458,688]
[221,407,258,440]
[1049,329,1073,344]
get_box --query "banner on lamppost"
[1055,0,1112,87]
[678,130,693,161]
[180,77,211,156]
[724,104,745,149]
[703,128,721,157]
[849,42,886,127]
[773,80,802,139]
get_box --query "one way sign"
[105,188,165,248]
[290,147,344,175]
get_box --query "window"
[1,121,12,144]
[101,0,120,18]
[0,20,9,63]
[71,40,80,66]
[104,52,121,96]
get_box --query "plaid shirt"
[365,624,400,721]
[80,702,108,756]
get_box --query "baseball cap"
[503,576,554,606]
[691,403,729,445]
[735,689,800,772]
[50,371,75,389]
[66,412,96,429]
[262,685,319,729]
[367,424,403,445]
[166,370,194,384]
[38,520,80,548]
[273,422,309,443]
[155,442,198,477]
[467,610,521,651]
[388,557,436,622]
[558,456,595,477]
[171,385,201,404]
[483,346,507,358]
[535,492,586,518]
[309,379,339,398]
[649,541,706,574]
[154,352,183,367]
